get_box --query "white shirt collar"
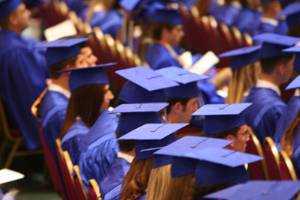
[256,79,281,95]
[261,17,278,26]
[295,89,300,96]
[117,152,134,163]
[48,82,70,98]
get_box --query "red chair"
[73,165,88,200]
[88,179,102,200]
[279,150,298,180]
[245,131,268,180]
[263,137,281,180]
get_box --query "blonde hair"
[146,165,172,200]
[164,175,195,200]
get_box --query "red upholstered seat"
[87,179,102,200]
[263,137,281,180]
[279,150,298,180]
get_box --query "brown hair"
[121,158,153,200]
[146,165,172,200]
[152,24,177,41]
[213,126,240,139]
[60,84,106,138]
[164,175,195,200]
[49,56,77,79]
[166,97,192,114]
[281,110,300,157]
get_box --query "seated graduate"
[244,33,297,143]
[37,37,97,159]
[254,0,288,35]
[60,63,115,164]
[120,122,188,200]
[213,0,242,26]
[232,0,261,35]
[0,0,48,150]
[280,2,300,37]
[97,103,168,200]
[205,180,300,200]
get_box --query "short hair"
[166,97,192,114]
[48,56,77,79]
[0,15,9,28]
[152,23,177,40]
[260,54,294,75]
[115,130,135,152]
[212,126,241,139]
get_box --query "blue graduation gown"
[0,29,47,150]
[90,10,123,38]
[244,87,286,143]
[213,4,241,26]
[233,8,261,35]
[39,90,68,159]
[100,157,131,200]
[254,20,288,35]
[292,128,300,177]
[62,120,89,164]
[274,96,300,144]
[63,0,88,20]
[79,111,119,187]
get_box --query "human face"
[75,47,98,67]
[167,25,184,47]
[100,85,114,111]
[226,125,250,152]
[11,3,31,32]
[179,97,200,123]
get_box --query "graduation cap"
[283,45,300,72]
[117,67,178,103]
[286,74,300,90]
[150,8,183,25]
[156,66,207,98]
[205,181,300,200]
[192,103,252,135]
[38,37,88,67]
[0,0,20,17]
[112,103,168,135]
[120,0,143,12]
[279,2,300,28]
[253,33,299,58]
[119,123,188,160]
[68,63,116,91]
[154,136,231,174]
[219,46,261,70]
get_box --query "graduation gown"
[214,4,241,26]
[39,90,68,159]
[0,29,47,150]
[292,128,300,177]
[90,10,123,38]
[233,8,261,35]
[100,157,131,200]
[61,120,89,164]
[254,19,288,36]
[274,96,300,143]
[244,87,286,143]
[79,110,119,187]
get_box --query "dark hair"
[166,97,192,114]
[260,54,294,75]
[60,84,106,138]
[49,56,77,79]
[116,130,135,152]
[152,23,177,40]
[0,15,9,29]
[212,126,240,139]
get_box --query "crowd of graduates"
[3,0,300,199]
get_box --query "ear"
[172,102,184,113]
[225,134,235,142]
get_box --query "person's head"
[166,97,199,123]
[0,1,30,33]
[121,158,153,200]
[116,130,135,153]
[261,0,281,18]
[260,54,295,85]
[153,23,184,47]
[164,175,195,200]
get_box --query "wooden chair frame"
[280,150,298,180]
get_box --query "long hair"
[121,158,153,200]
[281,110,300,157]
[60,84,106,138]
[164,175,195,200]
[146,165,172,200]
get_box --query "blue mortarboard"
[154,136,231,174]
[192,103,252,135]
[254,33,299,58]
[150,8,183,25]
[38,37,87,67]
[68,63,115,91]
[0,0,20,18]
[219,46,261,69]
[112,103,168,135]
[286,74,300,90]
[205,181,300,200]
[119,123,188,160]
[283,45,300,72]
[117,67,178,103]
[156,66,207,98]
[280,2,300,28]
[120,0,141,11]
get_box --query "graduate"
[120,123,188,200]
[244,33,297,143]
[213,0,242,27]
[96,103,168,200]
[60,63,115,164]
[37,37,97,159]
[0,0,48,150]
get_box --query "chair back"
[279,150,298,180]
[263,137,281,180]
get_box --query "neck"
[262,10,277,19]
[50,76,69,91]
[167,113,181,123]
[259,73,281,86]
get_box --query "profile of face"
[10,3,31,32]
[226,125,250,152]
[75,46,98,67]
[171,97,200,123]
[164,25,184,47]
[100,84,114,112]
